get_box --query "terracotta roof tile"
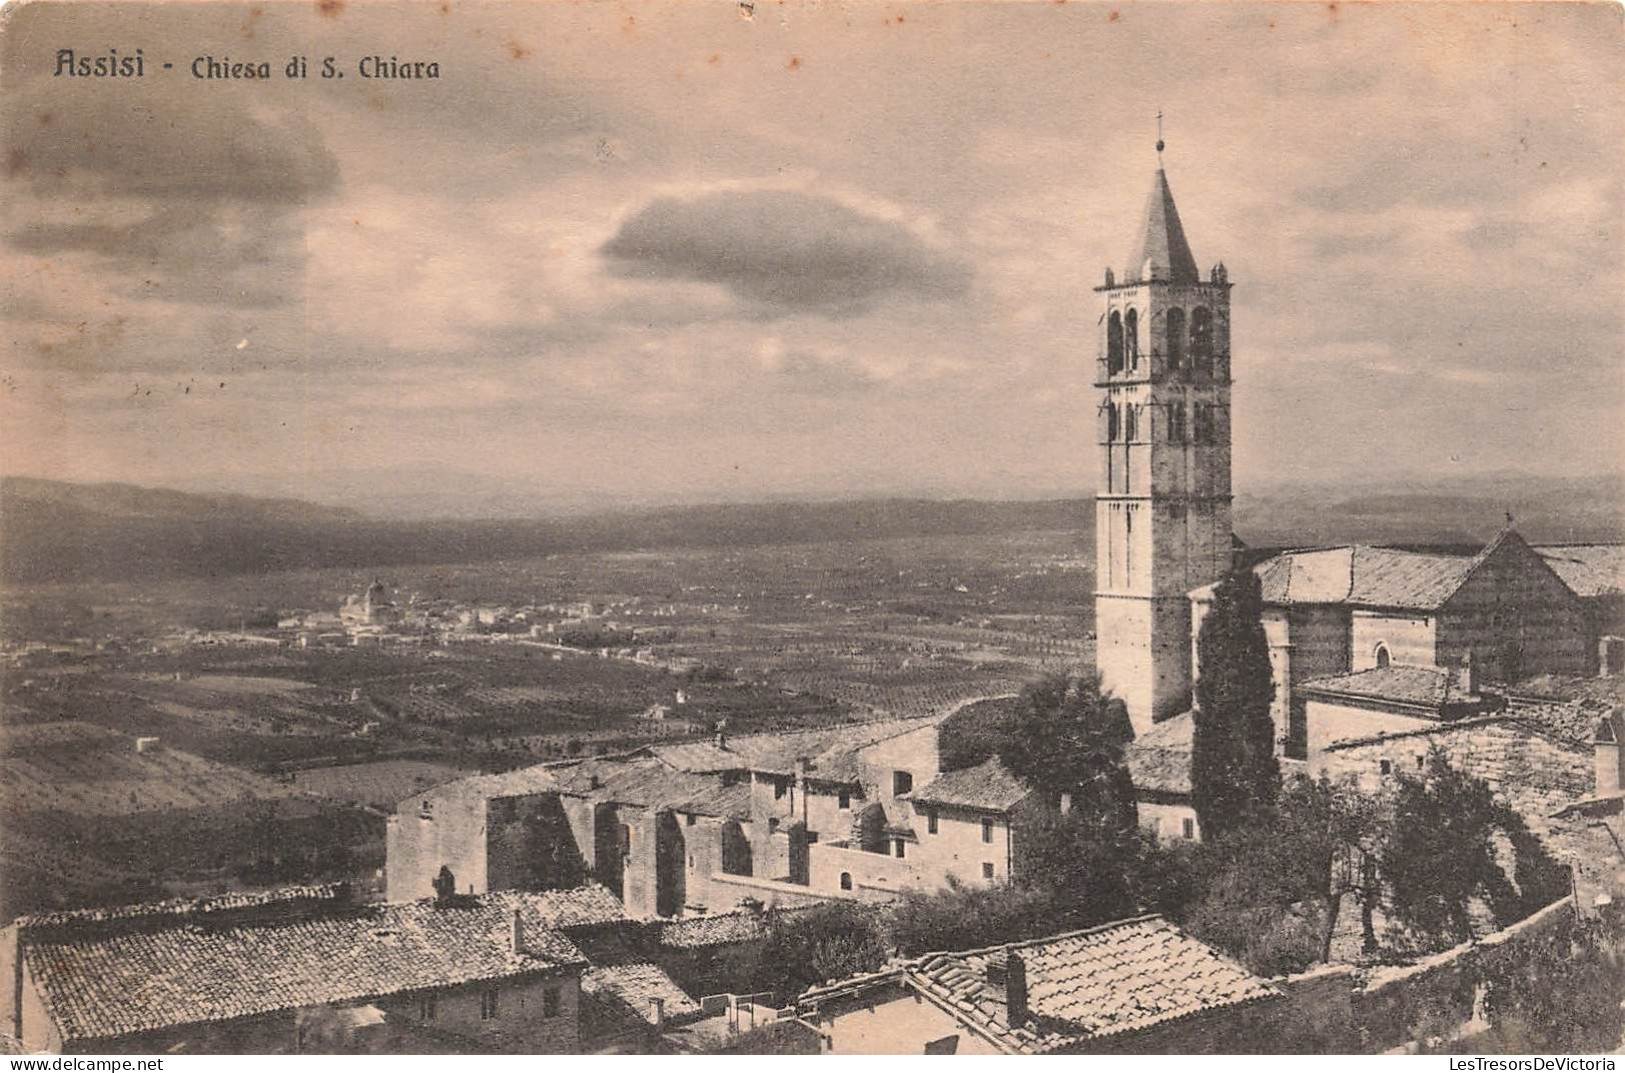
[1125,712,1194,797]
[806,916,1277,1053]
[1533,544,1625,598]
[910,757,1033,813]
[19,889,591,1044]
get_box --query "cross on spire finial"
[1156,111,1165,158]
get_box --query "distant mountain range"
[2,474,1619,586]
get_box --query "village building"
[789,915,1283,1055]
[385,710,1054,916]
[0,882,706,1055]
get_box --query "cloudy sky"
[2,0,1620,514]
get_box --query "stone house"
[386,713,1047,918]
[791,915,1283,1054]
[0,886,590,1054]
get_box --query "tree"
[757,902,888,999]
[1191,565,1279,841]
[978,671,1140,837]
[1381,749,1513,946]
[1275,773,1384,962]
[1178,773,1384,974]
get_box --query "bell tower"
[1093,132,1233,735]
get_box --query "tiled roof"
[1124,712,1195,797]
[1126,169,1200,284]
[1534,544,1625,598]
[1297,664,1461,710]
[653,715,946,780]
[19,889,588,1045]
[910,757,1033,813]
[1209,529,1592,612]
[520,883,630,929]
[580,963,700,1037]
[804,916,1279,1054]
[657,905,816,949]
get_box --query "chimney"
[1005,952,1028,1027]
[432,866,456,906]
[985,952,1028,1026]
[1595,713,1624,798]
[648,997,666,1033]
[510,907,525,955]
[714,730,728,751]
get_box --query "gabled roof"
[802,916,1279,1054]
[1124,712,1195,798]
[1533,544,1625,598]
[1195,528,1570,612]
[1127,169,1200,284]
[580,963,701,1039]
[909,757,1033,813]
[652,715,946,780]
[1297,664,1466,712]
[18,889,589,1045]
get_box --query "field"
[0,527,1097,919]
[0,721,382,920]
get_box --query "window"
[1191,306,1214,372]
[893,838,906,859]
[1124,308,1140,367]
[840,872,853,891]
[1380,759,1393,776]
[1106,401,1120,442]
[893,771,913,796]
[1166,402,1186,444]
[982,862,995,880]
[1166,307,1186,369]
[1124,404,1138,443]
[927,808,938,835]
[685,813,696,826]
[838,790,851,810]
[1374,643,1391,669]
[1416,754,1426,770]
[618,823,631,856]
[1182,817,1195,840]
[774,780,787,800]
[419,995,436,1022]
[981,818,994,844]
[1193,403,1213,444]
[480,988,500,1021]
[1107,311,1124,374]
[542,987,560,1019]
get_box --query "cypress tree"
[1191,564,1279,840]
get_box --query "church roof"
[1532,544,1625,598]
[1127,169,1200,284]
[1192,529,1567,612]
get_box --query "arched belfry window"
[1191,307,1214,373]
[1124,309,1140,368]
[1124,404,1138,443]
[1374,643,1391,669]
[1166,308,1186,370]
[1106,401,1120,442]
[1107,312,1124,375]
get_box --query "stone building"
[791,915,1283,1054]
[1094,148,1235,736]
[386,713,1051,917]
[0,886,592,1054]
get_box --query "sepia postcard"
[1,0,1622,1059]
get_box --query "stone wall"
[1352,897,1574,1053]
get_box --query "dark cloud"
[601,190,970,317]
[10,204,307,308]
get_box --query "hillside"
[2,474,1618,586]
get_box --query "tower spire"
[1156,110,1165,159]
